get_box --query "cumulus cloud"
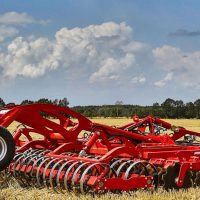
[89,54,135,83]
[131,76,146,84]
[0,25,18,42]
[152,45,184,71]
[154,72,173,87]
[0,12,50,25]
[0,21,146,84]
[0,37,55,78]
[153,45,200,87]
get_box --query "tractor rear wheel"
[0,126,15,171]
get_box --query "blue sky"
[0,0,200,106]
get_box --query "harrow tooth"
[110,159,123,174]
[42,158,59,188]
[116,160,133,178]
[55,160,74,193]
[79,163,103,194]
[30,156,47,177]
[22,155,40,183]
[16,154,37,187]
[13,154,26,178]
[63,161,80,192]
[71,162,90,193]
[49,159,64,192]
[13,152,23,161]
[10,149,41,187]
[8,153,22,173]
[125,161,148,180]
[24,154,43,175]
[35,157,51,187]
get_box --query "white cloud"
[153,45,200,87]
[154,72,173,87]
[89,54,135,83]
[122,41,148,53]
[0,25,18,42]
[0,12,50,25]
[153,45,187,71]
[0,21,146,84]
[0,37,55,78]
[131,76,146,84]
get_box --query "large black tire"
[0,126,15,171]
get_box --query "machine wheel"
[0,126,15,171]
[162,163,193,190]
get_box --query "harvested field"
[1,187,200,200]
[2,118,200,200]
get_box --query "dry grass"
[2,118,200,200]
[1,187,200,200]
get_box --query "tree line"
[0,97,69,108]
[1,97,200,119]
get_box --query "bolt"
[175,177,178,184]
[147,180,151,184]
[98,182,104,187]
[96,131,100,135]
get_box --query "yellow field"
[2,118,200,200]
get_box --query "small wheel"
[0,126,15,171]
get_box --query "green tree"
[53,99,59,105]
[37,98,52,104]
[115,101,123,117]
[175,100,185,118]
[185,102,195,118]
[0,98,5,107]
[194,99,200,118]
[161,98,176,118]
[21,100,34,105]
[59,98,69,107]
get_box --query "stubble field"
[1,118,200,200]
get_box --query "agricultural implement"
[1,104,200,193]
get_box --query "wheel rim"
[0,136,7,161]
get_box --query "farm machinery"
[1,104,200,193]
